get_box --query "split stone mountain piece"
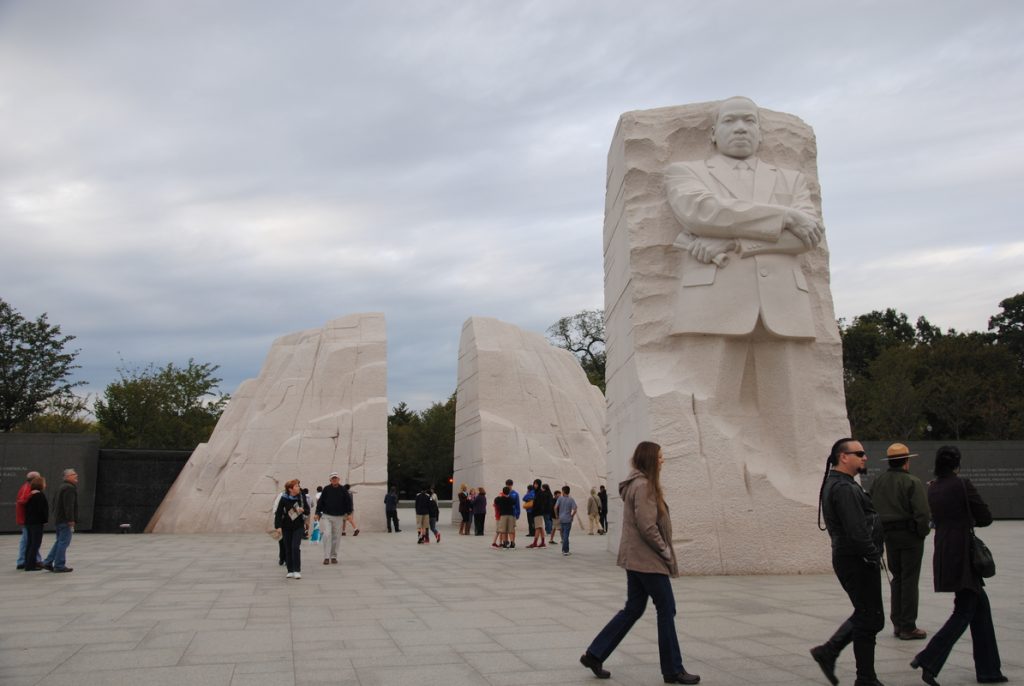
[452,316,607,532]
[148,312,387,533]
[603,97,848,574]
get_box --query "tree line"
[4,292,1022,454]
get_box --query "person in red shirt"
[15,470,41,570]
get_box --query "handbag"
[961,479,996,578]
[970,533,996,578]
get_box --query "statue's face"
[712,98,761,159]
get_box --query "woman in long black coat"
[911,446,1006,685]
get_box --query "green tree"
[548,309,606,392]
[0,298,83,432]
[838,308,916,384]
[413,395,457,497]
[386,395,456,498]
[847,346,926,440]
[14,391,96,434]
[988,292,1024,369]
[921,333,1021,440]
[94,359,228,449]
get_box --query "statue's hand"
[688,237,735,265]
[784,209,824,248]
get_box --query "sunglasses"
[842,450,867,458]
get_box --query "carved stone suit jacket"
[664,154,818,339]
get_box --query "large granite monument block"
[452,316,606,530]
[148,313,388,533]
[604,98,846,574]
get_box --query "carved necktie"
[734,160,754,197]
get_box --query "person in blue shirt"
[505,479,520,548]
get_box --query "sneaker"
[353,529,359,536]
[435,532,440,543]
[491,543,500,548]
[16,564,25,570]
[52,567,73,573]
[293,572,301,579]
[563,551,571,556]
[330,558,338,564]
[323,559,330,565]
[509,541,515,548]
[43,562,53,571]
[286,572,296,578]
[341,531,347,536]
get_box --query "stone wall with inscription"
[862,441,1023,519]
[0,433,100,532]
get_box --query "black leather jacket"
[821,471,883,560]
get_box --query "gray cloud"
[2,1,1022,409]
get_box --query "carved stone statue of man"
[659,96,838,495]
[665,95,824,338]
[602,95,850,573]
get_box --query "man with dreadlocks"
[810,438,885,686]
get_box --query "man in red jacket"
[15,470,41,570]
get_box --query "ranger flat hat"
[884,443,918,460]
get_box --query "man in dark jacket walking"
[870,443,930,640]
[42,468,78,573]
[315,472,347,565]
[811,439,885,686]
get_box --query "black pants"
[473,512,485,535]
[526,513,535,537]
[24,524,44,570]
[914,588,1003,680]
[600,508,608,532]
[386,509,400,532]
[282,527,302,573]
[821,554,885,683]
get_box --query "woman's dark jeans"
[587,570,685,676]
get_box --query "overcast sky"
[2,1,1022,411]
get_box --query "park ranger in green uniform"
[870,443,931,640]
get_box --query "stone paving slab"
[1,522,1021,685]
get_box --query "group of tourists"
[13,467,79,574]
[450,478,609,556]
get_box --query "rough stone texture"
[452,316,606,531]
[148,313,387,533]
[604,102,847,574]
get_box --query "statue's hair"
[713,96,760,125]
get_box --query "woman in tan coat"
[579,442,699,684]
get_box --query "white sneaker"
[293,572,301,579]
[286,572,295,578]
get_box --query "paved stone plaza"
[1,522,1020,686]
